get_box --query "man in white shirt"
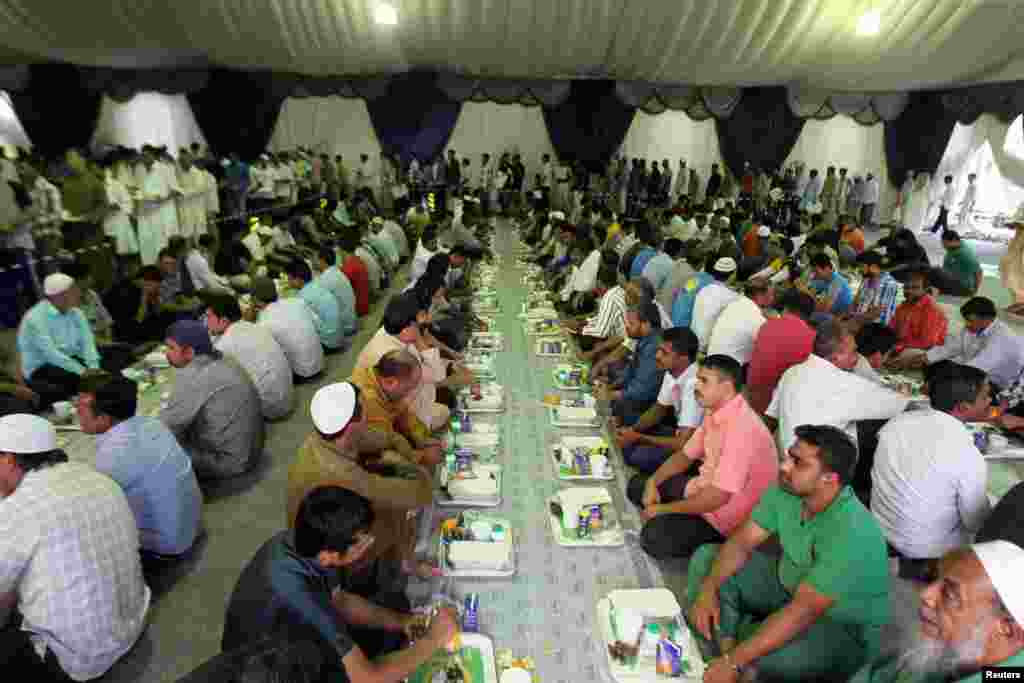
[766,319,910,452]
[959,173,978,227]
[614,327,703,473]
[246,276,324,382]
[707,279,774,365]
[0,414,150,680]
[930,174,956,234]
[206,294,294,420]
[871,363,992,567]
[917,296,1024,391]
[861,172,880,228]
[186,234,234,294]
[691,257,741,351]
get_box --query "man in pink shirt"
[746,288,817,415]
[626,354,778,559]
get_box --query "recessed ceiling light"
[375,3,398,26]
[857,10,881,36]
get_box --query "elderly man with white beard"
[853,541,1024,682]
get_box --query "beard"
[897,622,990,678]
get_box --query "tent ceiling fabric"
[2,1,1024,91]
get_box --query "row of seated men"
[0,201,492,681]
[515,206,1024,682]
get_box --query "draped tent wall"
[445,101,556,184]
[883,91,960,191]
[542,80,635,171]
[269,96,381,164]
[364,72,461,166]
[186,68,285,159]
[0,91,32,148]
[784,116,892,214]
[715,86,806,181]
[9,63,101,156]
[618,110,722,182]
[90,92,206,155]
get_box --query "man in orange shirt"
[840,221,866,255]
[886,269,949,368]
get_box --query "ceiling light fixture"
[856,9,881,36]
[375,2,398,26]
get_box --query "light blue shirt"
[316,267,357,337]
[367,232,399,270]
[95,416,203,555]
[641,252,675,293]
[17,300,100,380]
[299,281,343,350]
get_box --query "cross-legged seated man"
[595,299,665,426]
[627,355,777,559]
[615,326,702,474]
[222,486,458,683]
[687,424,890,682]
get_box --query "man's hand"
[427,607,459,648]
[703,656,740,683]
[642,477,661,508]
[639,504,668,522]
[688,587,721,642]
[12,386,38,405]
[615,427,641,448]
[416,442,444,467]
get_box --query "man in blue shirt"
[315,246,358,338]
[629,222,660,280]
[671,254,715,328]
[77,374,203,563]
[806,252,853,320]
[222,486,458,682]
[287,259,344,353]
[598,299,666,426]
[17,272,101,406]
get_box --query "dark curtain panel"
[940,80,1024,125]
[365,71,462,165]
[188,68,285,159]
[542,80,635,171]
[10,63,102,156]
[883,91,959,189]
[715,86,804,179]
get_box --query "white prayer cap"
[758,225,772,237]
[43,273,74,297]
[311,382,358,435]
[973,540,1024,627]
[769,188,784,202]
[256,225,275,236]
[260,153,269,160]
[714,257,737,274]
[1006,204,1024,226]
[0,414,57,454]
[549,211,565,221]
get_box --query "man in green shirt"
[852,540,1024,683]
[937,231,982,297]
[687,424,890,682]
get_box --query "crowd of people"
[1,143,1023,683]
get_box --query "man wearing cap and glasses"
[691,257,741,352]
[0,414,150,681]
[161,320,265,480]
[853,541,1024,683]
[288,381,435,589]
[16,272,105,406]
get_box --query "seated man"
[0,414,150,680]
[670,253,715,329]
[871,364,992,567]
[349,350,444,468]
[568,261,627,359]
[286,259,344,353]
[157,244,200,315]
[288,383,435,590]
[246,276,324,382]
[801,251,853,320]
[627,355,777,559]
[854,322,899,383]
[848,251,900,327]
[899,296,1024,392]
[596,299,665,427]
[767,320,910,452]
[77,374,203,564]
[106,265,179,346]
[706,279,774,365]
[314,246,358,338]
[853,541,1024,683]
[17,272,103,405]
[161,321,265,480]
[886,268,948,363]
[186,234,235,294]
[747,289,816,415]
[206,294,294,420]
[222,486,458,683]
[367,217,401,273]
[691,257,741,351]
[615,326,703,474]
[934,230,982,297]
[687,425,889,682]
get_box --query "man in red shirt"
[339,232,370,317]
[886,268,948,366]
[746,289,817,414]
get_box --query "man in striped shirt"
[568,267,627,362]
[849,251,900,327]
